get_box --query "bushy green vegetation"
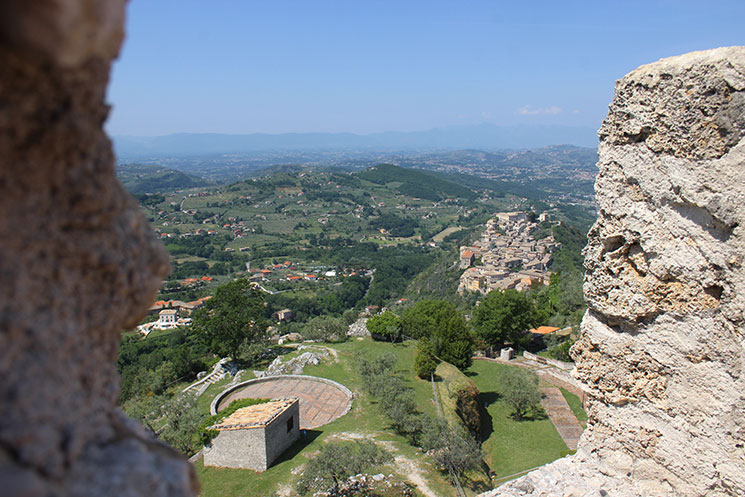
[500,368,542,420]
[541,337,576,362]
[414,339,438,379]
[118,328,208,403]
[192,279,269,358]
[356,353,482,483]
[372,213,420,237]
[267,275,369,322]
[296,440,393,495]
[367,311,403,342]
[302,315,348,342]
[472,290,539,352]
[396,300,474,370]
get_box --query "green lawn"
[196,338,454,497]
[560,388,588,427]
[195,342,571,496]
[467,360,568,479]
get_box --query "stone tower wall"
[482,46,745,497]
[0,1,198,495]
[574,46,745,497]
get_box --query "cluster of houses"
[247,261,369,284]
[458,212,559,295]
[135,296,212,335]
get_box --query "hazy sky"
[107,0,745,136]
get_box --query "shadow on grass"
[478,391,501,442]
[465,472,492,493]
[509,407,548,422]
[464,371,478,377]
[271,429,323,467]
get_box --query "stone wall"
[203,427,267,472]
[264,401,301,469]
[0,1,197,496]
[203,401,300,472]
[481,47,745,497]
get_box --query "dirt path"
[329,432,439,497]
[393,454,439,497]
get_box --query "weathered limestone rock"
[480,47,745,497]
[0,1,198,496]
[347,317,371,337]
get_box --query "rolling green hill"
[355,163,478,201]
[117,163,210,194]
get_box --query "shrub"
[501,367,541,420]
[366,311,402,342]
[302,315,348,342]
[296,440,392,495]
[414,339,439,379]
[455,385,481,439]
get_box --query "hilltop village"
[458,212,559,294]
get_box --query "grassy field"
[467,360,568,479]
[560,388,588,428]
[195,340,570,496]
[432,225,465,242]
[195,339,454,497]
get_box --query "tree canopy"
[303,315,347,342]
[296,440,392,495]
[401,299,455,339]
[191,279,268,359]
[366,311,402,342]
[500,367,542,420]
[472,289,538,351]
[402,300,474,370]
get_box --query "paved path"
[539,387,583,450]
[217,377,351,429]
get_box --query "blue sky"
[107,1,745,136]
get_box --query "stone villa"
[203,398,300,472]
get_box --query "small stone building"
[203,398,300,472]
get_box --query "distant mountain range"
[113,123,597,158]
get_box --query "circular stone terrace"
[211,375,353,429]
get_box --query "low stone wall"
[522,351,574,371]
[211,375,354,416]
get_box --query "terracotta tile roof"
[212,399,297,431]
[530,326,561,335]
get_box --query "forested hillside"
[355,163,478,201]
[117,163,210,193]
